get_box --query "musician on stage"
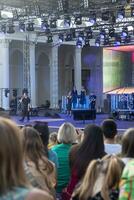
[19,92,31,122]
[71,86,78,109]
[80,86,86,108]
[66,91,72,117]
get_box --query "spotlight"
[41,20,49,31]
[58,33,64,43]
[19,22,25,32]
[65,33,72,41]
[1,24,6,33]
[102,11,110,21]
[100,29,106,39]
[13,89,17,97]
[114,34,121,46]
[26,23,34,31]
[117,8,125,19]
[122,27,128,37]
[47,35,53,43]
[85,27,93,39]
[104,36,110,45]
[131,6,134,17]
[75,15,82,25]
[76,39,83,48]
[95,38,100,46]
[109,27,115,37]
[78,31,84,41]
[124,35,131,43]
[89,12,96,26]
[84,37,90,47]
[7,25,15,34]
[64,16,71,27]
[50,19,57,28]
[5,89,10,98]
[70,28,76,39]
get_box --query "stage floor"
[11,113,134,134]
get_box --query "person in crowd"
[0,117,53,200]
[19,92,31,122]
[79,86,86,108]
[101,119,121,155]
[121,128,134,164]
[52,122,77,194]
[71,86,78,109]
[66,91,72,117]
[48,132,58,149]
[119,159,134,200]
[33,122,59,170]
[72,155,125,200]
[62,124,106,200]
[20,126,56,197]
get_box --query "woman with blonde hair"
[52,122,77,193]
[0,117,53,200]
[20,126,56,198]
[72,155,125,200]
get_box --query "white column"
[0,39,9,109]
[74,47,82,94]
[30,42,36,107]
[50,45,59,108]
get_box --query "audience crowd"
[0,116,133,200]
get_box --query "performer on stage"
[19,92,31,122]
[66,91,72,116]
[71,86,78,109]
[80,86,86,108]
[89,94,96,110]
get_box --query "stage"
[11,112,134,134]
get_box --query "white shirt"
[104,143,121,155]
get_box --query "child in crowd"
[48,132,58,149]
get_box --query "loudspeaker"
[44,109,61,118]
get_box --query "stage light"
[84,37,90,47]
[100,29,106,39]
[7,25,15,34]
[26,23,34,31]
[13,89,17,97]
[122,27,128,37]
[1,24,6,33]
[82,0,89,8]
[114,34,121,46]
[19,22,25,32]
[117,8,125,19]
[5,89,10,98]
[50,19,57,28]
[64,16,71,27]
[47,35,53,43]
[86,27,93,39]
[75,15,82,25]
[70,28,76,39]
[78,31,84,41]
[58,33,64,43]
[89,12,96,26]
[124,35,131,43]
[76,39,83,48]
[65,33,72,41]
[109,27,115,37]
[95,38,100,46]
[102,11,110,21]
[131,6,134,17]
[41,20,49,31]
[104,36,110,45]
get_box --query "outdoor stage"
[11,112,134,134]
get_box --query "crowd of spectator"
[0,116,134,200]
